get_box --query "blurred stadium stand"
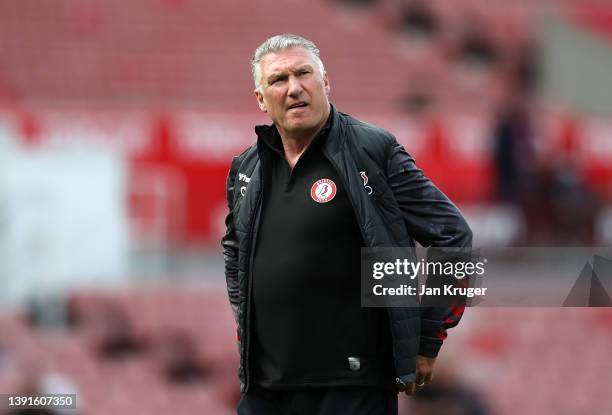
[1,0,612,414]
[1,287,239,415]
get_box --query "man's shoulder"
[226,144,259,188]
[336,111,398,159]
[230,144,259,168]
[338,111,396,143]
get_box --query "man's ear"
[254,89,267,113]
[323,72,330,97]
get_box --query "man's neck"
[279,132,316,170]
[277,109,331,170]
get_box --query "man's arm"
[221,157,241,328]
[386,141,472,392]
[386,143,472,250]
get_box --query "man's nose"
[287,75,303,97]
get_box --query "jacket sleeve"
[221,156,241,326]
[386,141,472,358]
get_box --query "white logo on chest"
[360,171,373,195]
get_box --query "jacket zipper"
[322,149,404,385]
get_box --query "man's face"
[255,47,331,139]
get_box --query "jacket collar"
[322,104,345,158]
[254,104,339,157]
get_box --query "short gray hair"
[251,34,325,92]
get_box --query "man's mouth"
[287,102,308,110]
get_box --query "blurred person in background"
[492,35,601,245]
[492,94,537,205]
[493,93,600,245]
[536,127,601,245]
[222,34,472,415]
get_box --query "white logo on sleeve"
[310,179,337,203]
[238,173,250,197]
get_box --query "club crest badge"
[310,179,337,203]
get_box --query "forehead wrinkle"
[267,63,313,78]
[260,49,318,78]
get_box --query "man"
[222,34,472,415]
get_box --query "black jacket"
[222,106,472,393]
